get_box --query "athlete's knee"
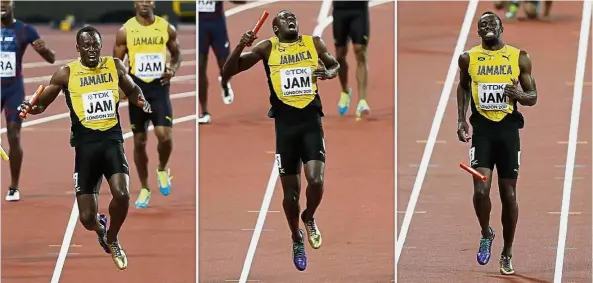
[133,133,148,149]
[155,127,173,144]
[335,47,348,62]
[280,176,300,204]
[353,45,368,63]
[473,182,491,199]
[305,172,324,188]
[499,181,517,204]
[6,123,21,146]
[79,208,98,230]
[112,186,130,203]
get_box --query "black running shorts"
[129,75,173,133]
[274,115,326,176]
[73,139,130,195]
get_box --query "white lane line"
[553,2,591,283]
[1,91,195,134]
[395,0,479,266]
[50,114,196,283]
[237,1,394,282]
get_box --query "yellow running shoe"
[301,212,322,249]
[157,168,172,196]
[108,240,128,270]
[355,99,371,121]
[134,188,151,208]
[337,88,352,115]
[499,254,515,275]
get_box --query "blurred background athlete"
[198,0,246,124]
[1,0,55,202]
[113,0,182,208]
[333,0,371,121]
[494,1,553,21]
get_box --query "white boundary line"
[393,1,398,282]
[237,1,394,282]
[49,114,197,283]
[394,0,478,266]
[553,2,591,282]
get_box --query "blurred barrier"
[13,1,195,25]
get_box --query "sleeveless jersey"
[0,19,40,84]
[123,16,169,83]
[265,35,323,118]
[65,57,122,145]
[198,0,224,19]
[468,44,521,122]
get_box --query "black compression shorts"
[332,8,370,47]
[73,139,130,195]
[129,75,173,133]
[274,115,326,176]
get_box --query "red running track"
[199,2,394,282]
[1,25,196,282]
[397,2,591,283]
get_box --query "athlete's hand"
[457,121,471,142]
[18,101,44,116]
[160,66,175,86]
[31,39,48,53]
[138,97,152,114]
[312,59,330,80]
[503,78,522,100]
[239,31,258,47]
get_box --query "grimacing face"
[77,32,102,68]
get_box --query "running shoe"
[5,187,19,201]
[355,99,371,121]
[134,187,151,208]
[301,212,322,249]
[477,227,495,265]
[337,88,352,115]
[198,113,212,124]
[108,239,128,270]
[219,76,234,104]
[292,229,307,271]
[157,168,172,196]
[499,254,515,275]
[97,214,110,254]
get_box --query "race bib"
[198,0,216,12]
[134,53,165,80]
[0,52,16,77]
[82,90,116,121]
[477,82,510,111]
[280,67,314,97]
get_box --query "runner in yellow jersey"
[18,25,151,270]
[113,1,182,208]
[221,10,340,272]
[456,11,538,276]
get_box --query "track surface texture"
[1,24,196,282]
[397,2,591,283]
[199,1,394,282]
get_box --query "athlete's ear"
[75,44,80,53]
[273,25,278,34]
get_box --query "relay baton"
[19,85,45,119]
[0,144,8,162]
[460,162,487,182]
[252,10,269,34]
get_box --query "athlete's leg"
[494,127,521,275]
[350,9,371,119]
[198,21,212,124]
[212,15,234,105]
[523,1,540,19]
[470,131,496,265]
[4,82,25,201]
[73,142,109,254]
[275,120,307,271]
[103,140,131,270]
[332,10,353,115]
[129,97,152,207]
[300,117,326,249]
[149,85,174,196]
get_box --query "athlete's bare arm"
[161,23,183,85]
[31,38,56,64]
[113,26,128,60]
[456,52,472,142]
[114,57,147,109]
[313,36,339,80]
[21,66,68,115]
[221,31,271,80]
[514,50,537,106]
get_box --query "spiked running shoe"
[157,168,172,196]
[477,227,495,265]
[292,229,307,271]
[97,214,110,254]
[301,212,322,249]
[135,187,151,208]
[337,88,352,115]
[355,99,371,121]
[499,254,515,275]
[108,239,128,270]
